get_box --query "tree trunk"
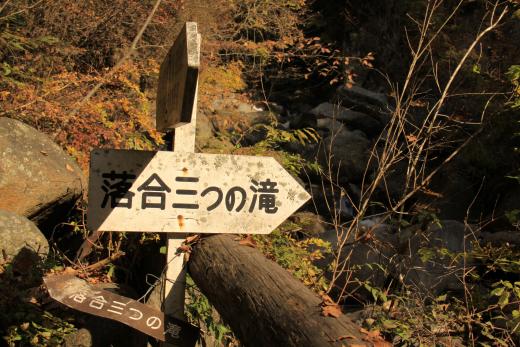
[188,234,370,346]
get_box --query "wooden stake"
[163,31,200,323]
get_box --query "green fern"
[506,65,520,109]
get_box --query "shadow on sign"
[87,149,155,232]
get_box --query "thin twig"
[80,251,125,273]
[68,0,164,117]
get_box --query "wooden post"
[163,80,198,320]
[162,24,201,328]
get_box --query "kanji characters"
[65,291,160,333]
[172,176,199,209]
[89,295,108,310]
[165,322,182,339]
[99,172,280,214]
[137,173,171,210]
[101,171,136,208]
[249,179,279,214]
[187,179,280,213]
[107,300,127,315]
[69,292,87,304]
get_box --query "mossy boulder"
[0,118,84,226]
[0,209,49,259]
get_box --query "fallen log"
[188,234,371,346]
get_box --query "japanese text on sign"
[87,150,311,234]
[44,274,200,343]
[68,291,162,329]
[101,171,280,214]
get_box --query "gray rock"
[399,220,473,295]
[319,129,372,183]
[0,118,84,225]
[195,111,215,149]
[311,102,383,136]
[316,118,345,135]
[287,211,328,235]
[247,111,276,125]
[209,109,274,136]
[288,111,317,129]
[211,98,264,115]
[200,137,236,153]
[308,184,340,218]
[424,164,483,220]
[64,328,92,347]
[237,102,262,114]
[317,222,398,301]
[0,209,49,259]
[337,85,388,107]
[262,101,284,115]
[377,159,408,198]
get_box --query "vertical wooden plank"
[156,22,200,131]
[163,32,200,324]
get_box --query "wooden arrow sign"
[87,149,310,234]
[44,274,199,344]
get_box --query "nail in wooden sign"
[156,22,200,131]
[87,149,310,234]
[44,274,199,344]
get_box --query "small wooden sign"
[44,274,199,344]
[156,22,200,131]
[87,149,310,234]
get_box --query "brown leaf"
[322,304,342,318]
[359,328,391,345]
[359,328,381,339]
[405,134,418,143]
[321,293,336,306]
[63,267,76,275]
[184,235,200,244]
[239,235,257,248]
[66,164,74,172]
[336,335,355,341]
[410,99,427,107]
[420,188,443,198]
[177,245,191,253]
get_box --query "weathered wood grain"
[156,22,199,131]
[188,234,370,346]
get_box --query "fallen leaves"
[239,235,257,248]
[329,334,355,342]
[405,134,418,143]
[359,328,392,347]
[177,245,192,253]
[184,234,200,244]
[322,305,342,318]
[320,293,342,318]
